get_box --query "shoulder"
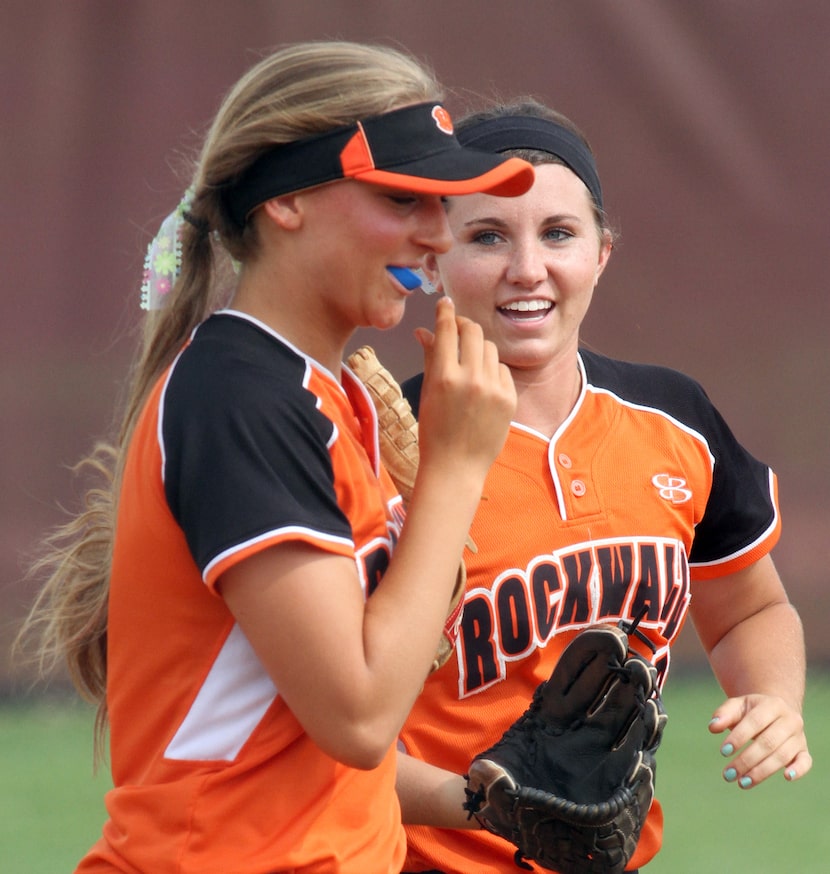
[581,348,708,404]
[173,313,308,391]
[579,348,719,432]
[170,314,320,405]
[164,313,336,445]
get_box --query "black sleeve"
[685,398,776,564]
[581,350,777,564]
[161,320,351,573]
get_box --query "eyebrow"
[462,213,584,228]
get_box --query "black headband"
[221,102,534,229]
[457,115,603,210]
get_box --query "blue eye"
[473,230,502,245]
[544,228,573,242]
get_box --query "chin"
[499,340,553,369]
[371,304,407,332]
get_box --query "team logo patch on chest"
[651,473,692,505]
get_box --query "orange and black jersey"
[78,311,406,874]
[403,348,778,574]
[163,313,363,581]
[399,348,780,874]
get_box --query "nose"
[413,196,453,253]
[505,241,548,287]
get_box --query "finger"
[716,694,800,755]
[428,297,459,373]
[719,710,809,788]
[413,327,435,352]
[708,715,728,735]
[725,735,810,789]
[783,749,813,782]
[709,694,776,747]
[497,360,517,403]
[723,730,795,788]
[708,697,745,734]
[481,336,502,377]
[455,315,485,371]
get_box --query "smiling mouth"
[499,300,553,320]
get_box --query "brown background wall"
[2,0,828,688]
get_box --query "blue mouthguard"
[386,265,423,290]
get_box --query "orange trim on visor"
[339,123,375,176]
[348,158,535,197]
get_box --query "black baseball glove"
[463,619,667,873]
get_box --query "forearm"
[702,595,812,786]
[362,464,484,688]
[396,751,478,829]
[362,300,515,720]
[705,601,806,711]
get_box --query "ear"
[594,231,614,286]
[261,194,303,230]
[422,252,445,294]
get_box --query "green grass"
[648,670,829,872]
[0,697,111,873]
[2,673,827,872]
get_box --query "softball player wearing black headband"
[395,99,811,874]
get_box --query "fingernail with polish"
[724,767,737,782]
[720,742,734,757]
[786,769,797,781]
[739,776,753,789]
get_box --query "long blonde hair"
[15,41,442,757]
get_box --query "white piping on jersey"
[507,420,570,520]
[509,363,590,519]
[216,309,367,457]
[546,369,587,519]
[203,525,355,583]
[341,365,382,478]
[156,344,190,484]
[586,383,718,464]
[536,353,718,523]
[156,315,342,467]
[216,308,345,393]
[690,467,779,570]
[155,313,380,581]
[164,622,277,761]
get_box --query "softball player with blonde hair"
[17,42,535,873]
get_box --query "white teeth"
[501,299,553,312]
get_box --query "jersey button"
[558,453,572,469]
[571,479,586,497]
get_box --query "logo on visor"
[431,105,454,135]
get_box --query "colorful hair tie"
[140,188,196,311]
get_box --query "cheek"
[345,208,404,254]
[440,253,500,302]
[365,222,402,252]
[557,253,602,297]
[559,272,596,326]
